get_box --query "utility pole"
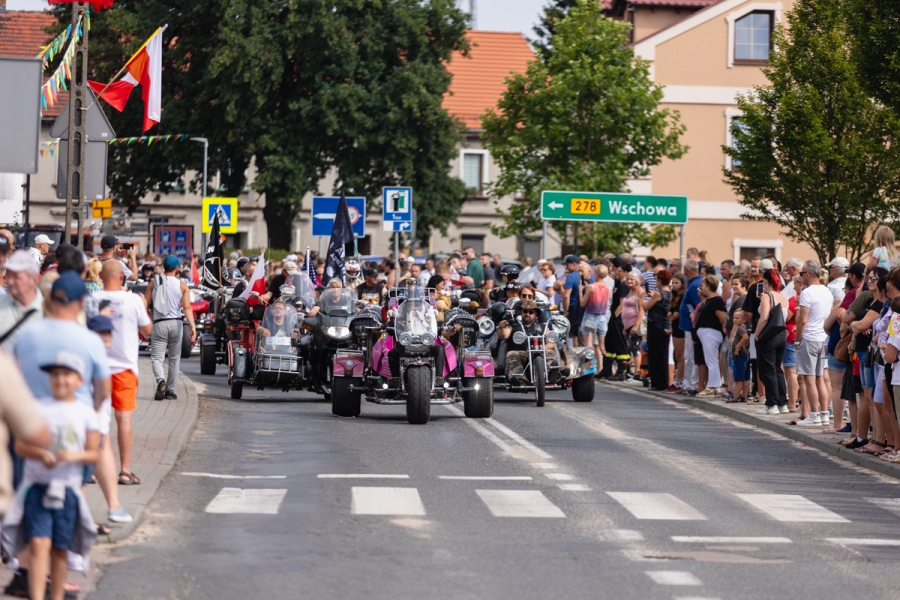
[64,2,88,245]
[190,137,208,258]
[469,0,477,29]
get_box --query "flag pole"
[89,25,166,106]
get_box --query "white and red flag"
[88,25,166,131]
[49,0,115,10]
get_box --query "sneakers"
[164,391,178,400]
[608,373,626,382]
[757,406,780,415]
[3,569,28,597]
[108,507,133,523]
[778,405,789,414]
[663,385,681,393]
[797,415,822,426]
[154,379,167,401]
[820,411,832,423]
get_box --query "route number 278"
[570,198,601,215]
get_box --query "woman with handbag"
[755,269,789,414]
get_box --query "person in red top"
[784,274,801,412]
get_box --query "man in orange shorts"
[94,261,152,488]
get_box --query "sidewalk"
[606,381,900,480]
[86,357,199,543]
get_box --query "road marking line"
[205,488,287,514]
[826,538,900,546]
[672,536,792,544]
[444,405,511,452]
[530,462,559,469]
[558,483,592,491]
[351,487,426,516]
[483,418,553,459]
[645,571,703,586]
[546,473,575,481]
[183,473,287,479]
[438,476,533,481]
[612,529,644,541]
[318,474,409,479]
[865,497,900,517]
[476,490,565,518]
[607,492,707,520]
[673,597,721,600]
[736,494,850,523]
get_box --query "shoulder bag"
[757,293,786,344]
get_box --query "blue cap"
[50,271,87,304]
[87,314,114,333]
[163,255,182,270]
[565,255,579,264]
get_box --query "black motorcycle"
[305,288,359,400]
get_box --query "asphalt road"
[89,357,900,600]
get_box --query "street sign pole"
[680,224,685,263]
[394,231,400,284]
[191,137,208,259]
[64,2,89,245]
[542,220,547,260]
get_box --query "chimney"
[0,0,6,10]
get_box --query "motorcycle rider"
[356,268,385,305]
[489,264,521,303]
[497,299,560,386]
[344,259,362,294]
[137,262,156,284]
[387,278,455,379]
[256,298,299,339]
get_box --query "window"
[461,234,484,255]
[732,238,783,263]
[734,11,773,64]
[739,246,775,263]
[730,118,748,169]
[462,153,484,196]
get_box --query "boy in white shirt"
[12,351,99,600]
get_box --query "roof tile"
[443,31,535,130]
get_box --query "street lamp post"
[190,137,208,260]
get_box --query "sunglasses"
[521,294,534,299]
[522,310,537,315]
[867,276,878,282]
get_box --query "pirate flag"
[203,213,225,289]
[322,192,354,285]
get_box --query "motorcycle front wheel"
[533,357,546,407]
[332,377,361,417]
[406,365,432,425]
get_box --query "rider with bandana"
[497,299,561,386]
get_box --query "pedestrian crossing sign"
[202,197,239,234]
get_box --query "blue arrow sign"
[312,196,366,237]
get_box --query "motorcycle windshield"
[316,288,358,339]
[395,298,437,343]
[282,273,316,309]
[259,303,298,350]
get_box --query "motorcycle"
[353,289,493,424]
[305,287,359,400]
[330,303,384,417]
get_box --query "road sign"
[92,198,112,219]
[55,140,108,201]
[49,88,116,141]
[541,191,688,225]
[0,58,42,173]
[382,186,412,231]
[312,196,366,237]
[202,197,239,234]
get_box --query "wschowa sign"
[541,191,689,225]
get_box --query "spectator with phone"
[97,236,138,283]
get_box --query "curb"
[97,372,199,544]
[603,381,900,481]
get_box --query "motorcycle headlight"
[478,317,495,336]
[399,331,413,346]
[326,326,351,339]
[512,331,527,345]
[421,332,436,346]
[585,349,595,360]
[547,331,560,343]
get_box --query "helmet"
[405,276,418,287]
[346,259,361,279]
[500,264,520,281]
[489,302,509,323]
[228,267,243,282]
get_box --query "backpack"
[152,273,171,318]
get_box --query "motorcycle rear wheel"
[332,377,361,417]
[180,322,194,359]
[406,365,432,425]
[534,357,546,407]
[200,340,216,375]
[463,377,493,418]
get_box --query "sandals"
[696,388,718,397]
[118,471,141,485]
[96,524,112,535]
[726,396,746,403]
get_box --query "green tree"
[481,0,686,257]
[531,0,578,62]
[723,0,900,264]
[57,0,468,249]
[845,0,900,116]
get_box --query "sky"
[8,0,548,38]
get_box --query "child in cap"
[3,351,99,600]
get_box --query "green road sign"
[541,191,688,225]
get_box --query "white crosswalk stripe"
[645,571,703,586]
[351,487,426,516]
[736,494,849,522]
[866,498,900,518]
[607,492,706,520]
[205,488,287,514]
[476,490,566,518]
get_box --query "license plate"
[570,198,601,215]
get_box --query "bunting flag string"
[38,134,192,157]
[39,13,86,112]
[37,23,75,68]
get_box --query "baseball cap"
[100,235,119,249]
[39,351,85,379]
[5,250,39,275]
[87,314,114,334]
[0,236,9,253]
[50,271,87,303]
[826,257,850,271]
[848,261,867,279]
[285,254,298,263]
[33,234,54,246]
[163,254,182,270]
[283,261,299,275]
[759,258,775,271]
[364,268,379,278]
[564,255,579,264]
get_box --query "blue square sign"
[382,187,412,231]
[311,197,366,238]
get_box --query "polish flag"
[49,0,115,10]
[88,25,167,131]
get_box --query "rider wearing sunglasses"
[497,299,560,386]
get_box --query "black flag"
[203,213,225,289]
[323,192,354,285]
